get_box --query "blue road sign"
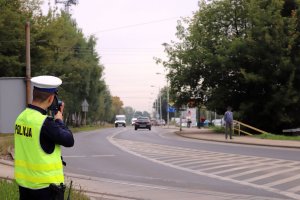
[168,106,176,113]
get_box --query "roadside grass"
[0,124,113,155]
[0,179,18,200]
[210,127,300,141]
[70,124,113,133]
[0,123,114,155]
[210,126,225,134]
[254,132,300,141]
[0,179,90,200]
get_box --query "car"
[135,117,151,130]
[203,119,211,127]
[159,119,166,126]
[131,117,137,126]
[150,119,159,126]
[212,118,225,127]
[115,115,126,127]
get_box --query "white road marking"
[244,167,299,183]
[64,154,115,158]
[265,173,300,187]
[108,135,300,200]
[65,172,285,200]
[287,184,300,193]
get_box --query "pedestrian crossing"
[111,138,300,200]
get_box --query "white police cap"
[31,75,62,93]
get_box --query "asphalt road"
[62,127,300,200]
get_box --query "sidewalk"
[1,127,300,199]
[175,127,300,149]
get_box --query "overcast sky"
[44,0,199,112]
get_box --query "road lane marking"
[65,172,285,200]
[228,165,282,179]
[108,137,300,200]
[265,173,300,187]
[64,154,115,158]
[243,167,299,183]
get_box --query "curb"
[176,131,300,149]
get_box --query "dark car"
[135,117,151,131]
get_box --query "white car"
[115,115,126,127]
[212,118,225,127]
[131,118,137,126]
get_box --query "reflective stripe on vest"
[14,108,64,189]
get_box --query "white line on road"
[108,136,300,200]
[64,154,115,158]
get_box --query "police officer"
[14,75,74,200]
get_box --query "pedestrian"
[224,106,233,139]
[187,110,192,128]
[14,75,74,200]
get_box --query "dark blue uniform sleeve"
[40,117,74,154]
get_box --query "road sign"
[168,106,176,113]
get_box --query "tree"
[0,0,42,77]
[110,96,124,122]
[0,0,113,125]
[123,106,135,124]
[161,0,300,133]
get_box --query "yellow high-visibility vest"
[14,108,64,189]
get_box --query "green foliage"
[0,179,19,200]
[70,124,113,133]
[0,0,117,125]
[211,126,225,134]
[255,132,300,140]
[161,0,300,133]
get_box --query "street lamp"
[81,99,89,125]
[150,85,162,122]
[155,72,169,127]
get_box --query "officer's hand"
[55,111,63,121]
[55,102,64,121]
[59,101,65,113]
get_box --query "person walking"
[14,75,74,200]
[224,106,233,139]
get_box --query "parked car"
[150,119,158,126]
[159,119,166,126]
[135,117,151,130]
[212,118,225,127]
[203,119,211,127]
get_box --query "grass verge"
[210,126,225,134]
[0,179,90,200]
[0,124,112,155]
[70,124,113,133]
[254,133,300,141]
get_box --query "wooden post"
[25,22,31,105]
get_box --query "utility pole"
[167,80,169,128]
[25,22,31,105]
[159,86,162,122]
